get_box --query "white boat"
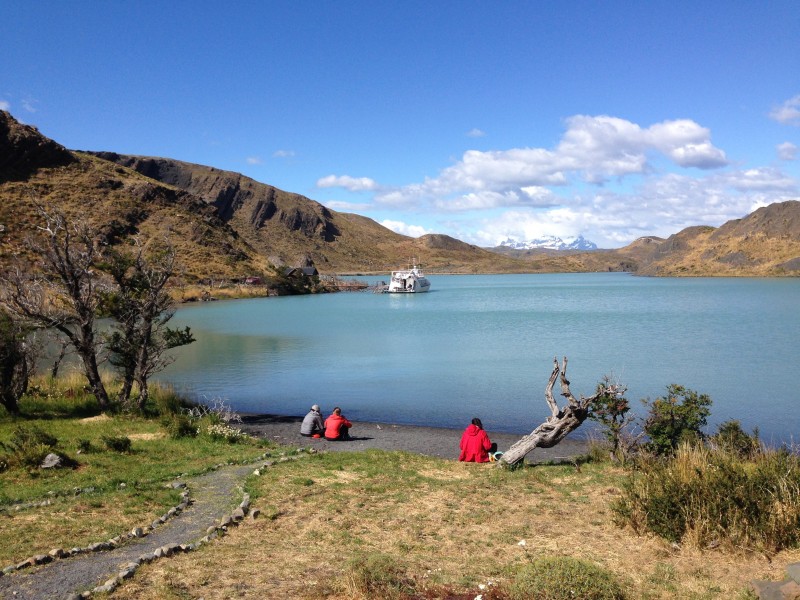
[386,261,431,293]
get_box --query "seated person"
[324,407,352,441]
[300,404,324,437]
[459,417,493,463]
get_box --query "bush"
[507,556,626,600]
[0,425,59,469]
[101,435,132,453]
[612,444,800,553]
[589,376,634,460]
[76,438,94,453]
[200,422,246,443]
[711,420,760,459]
[642,385,711,455]
[342,552,415,600]
[164,414,197,439]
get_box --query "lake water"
[157,273,800,444]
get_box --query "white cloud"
[0,100,9,111]
[273,149,296,158]
[316,174,379,192]
[370,114,728,211]
[380,219,431,237]
[246,156,263,165]
[769,94,800,126]
[324,199,374,211]
[21,98,37,113]
[777,142,797,161]
[466,128,486,138]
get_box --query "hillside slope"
[0,111,270,283]
[87,153,538,274]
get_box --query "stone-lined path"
[0,460,263,600]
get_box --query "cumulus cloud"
[380,219,431,237]
[769,95,800,126]
[273,149,296,158]
[777,142,797,161]
[466,128,486,138]
[370,114,728,211]
[317,174,379,192]
[246,156,263,165]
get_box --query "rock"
[751,578,800,600]
[40,453,63,469]
[220,515,233,527]
[33,554,52,565]
[788,563,800,584]
[251,508,261,520]
[131,527,144,538]
[206,525,217,535]
[231,508,245,522]
[119,567,136,580]
[49,548,66,559]
[253,469,261,476]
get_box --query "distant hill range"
[2,110,799,279]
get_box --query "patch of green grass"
[506,556,628,600]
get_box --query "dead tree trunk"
[498,356,621,467]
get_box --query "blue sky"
[2,1,799,248]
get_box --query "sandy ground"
[238,414,588,463]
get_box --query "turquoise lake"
[158,273,800,443]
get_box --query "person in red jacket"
[324,406,352,441]
[459,417,493,462]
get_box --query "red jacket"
[324,413,352,439]
[459,424,492,462]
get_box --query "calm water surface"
[158,273,800,443]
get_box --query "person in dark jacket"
[324,406,352,440]
[459,417,493,462]
[300,404,324,437]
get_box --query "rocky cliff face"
[0,111,76,182]
[89,153,341,243]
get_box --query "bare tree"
[499,357,625,467]
[0,309,36,414]
[102,240,194,409]
[0,208,111,408]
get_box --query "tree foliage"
[100,240,194,408]
[588,375,633,459]
[642,384,711,455]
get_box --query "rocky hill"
[87,152,531,274]
[2,111,798,279]
[0,111,271,284]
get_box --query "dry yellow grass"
[111,450,800,599]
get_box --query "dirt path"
[0,463,255,600]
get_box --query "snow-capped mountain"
[498,235,598,251]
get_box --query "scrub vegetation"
[2,377,800,598]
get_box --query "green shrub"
[76,438,94,453]
[101,435,132,453]
[164,414,197,439]
[0,425,60,469]
[507,556,626,600]
[342,552,415,600]
[642,385,711,455]
[712,420,760,459]
[612,444,800,553]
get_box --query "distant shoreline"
[238,413,588,462]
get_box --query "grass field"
[3,382,799,598]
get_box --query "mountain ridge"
[2,111,799,278]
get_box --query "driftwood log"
[498,356,621,466]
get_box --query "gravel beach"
[239,414,589,463]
